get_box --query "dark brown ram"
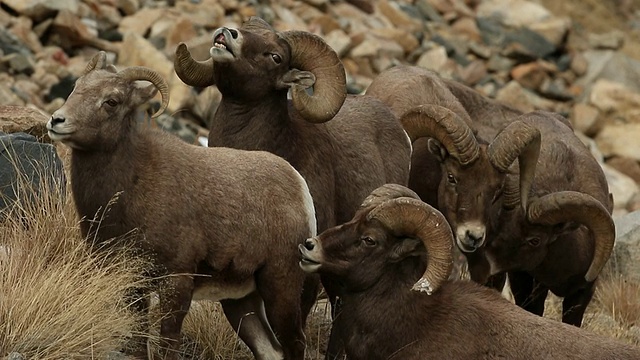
[400,105,614,327]
[366,65,524,207]
[46,52,318,360]
[299,184,638,360]
[367,65,613,326]
[174,17,412,358]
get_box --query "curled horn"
[527,191,615,282]
[83,51,107,75]
[487,121,541,212]
[279,31,347,123]
[400,105,480,165]
[502,174,521,210]
[367,197,453,294]
[174,43,216,88]
[119,67,170,118]
[360,184,421,210]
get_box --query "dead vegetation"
[0,156,152,359]
[0,149,637,359]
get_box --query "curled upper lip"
[212,28,234,55]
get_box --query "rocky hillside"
[2,0,640,219]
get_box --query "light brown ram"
[46,52,318,360]
[299,184,638,360]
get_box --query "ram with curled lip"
[298,184,636,360]
[174,17,412,359]
[46,52,319,360]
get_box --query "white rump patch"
[293,169,317,237]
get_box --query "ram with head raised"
[174,17,412,358]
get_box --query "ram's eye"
[527,237,541,247]
[361,236,376,247]
[271,53,282,64]
[105,99,118,107]
[447,173,457,185]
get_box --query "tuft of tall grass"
[594,275,640,331]
[0,148,151,359]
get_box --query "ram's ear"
[132,84,158,107]
[277,69,316,90]
[427,138,447,162]
[389,237,424,262]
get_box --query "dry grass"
[0,151,151,359]
[1,143,637,359]
[540,275,640,346]
[178,296,334,360]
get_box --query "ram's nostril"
[466,231,484,245]
[50,115,66,125]
[228,28,238,39]
[304,238,315,251]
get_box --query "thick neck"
[70,127,140,241]
[339,271,430,360]
[210,92,293,150]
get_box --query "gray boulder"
[0,132,65,217]
[607,210,640,282]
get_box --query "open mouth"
[213,33,229,51]
[211,28,236,58]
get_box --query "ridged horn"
[360,184,421,210]
[367,197,453,294]
[487,121,541,212]
[119,67,170,118]
[502,174,521,210]
[527,191,615,282]
[400,104,480,165]
[174,43,216,88]
[83,51,107,75]
[280,31,347,123]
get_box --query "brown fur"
[303,194,639,360]
[209,24,411,232]
[478,111,613,326]
[202,21,412,359]
[366,65,523,207]
[367,65,612,327]
[48,66,316,360]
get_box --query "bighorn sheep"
[174,16,411,239]
[174,16,412,357]
[46,52,318,360]
[398,100,614,325]
[366,65,524,207]
[299,184,639,360]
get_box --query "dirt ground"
[537,0,640,59]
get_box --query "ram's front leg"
[154,274,194,360]
[561,281,595,327]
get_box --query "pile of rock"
[1,0,640,218]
